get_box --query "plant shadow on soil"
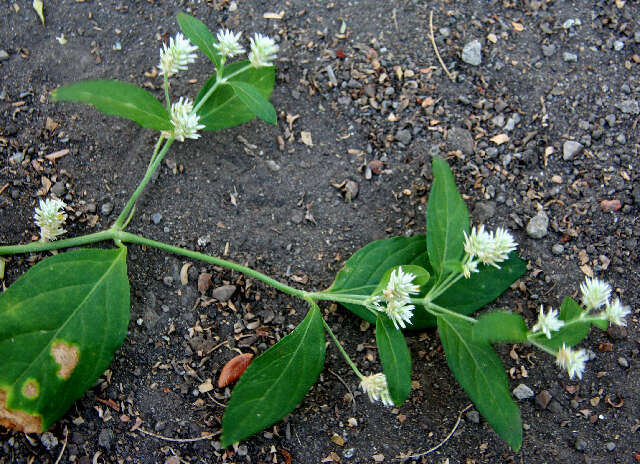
[1,1,639,463]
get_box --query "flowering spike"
[248,33,279,68]
[360,373,393,406]
[159,33,198,77]
[34,198,67,242]
[603,298,631,326]
[462,259,479,279]
[463,225,517,269]
[579,277,611,311]
[162,97,205,142]
[555,344,588,379]
[369,267,420,329]
[213,29,244,59]
[531,306,565,339]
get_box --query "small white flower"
[532,306,565,339]
[555,344,588,379]
[603,298,631,326]
[360,373,393,406]
[159,33,198,77]
[463,225,517,269]
[579,277,611,311]
[34,198,67,242]
[213,29,244,58]
[382,267,420,302]
[462,259,479,279]
[163,97,205,142]
[382,298,415,330]
[248,33,278,68]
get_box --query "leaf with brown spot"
[218,353,254,388]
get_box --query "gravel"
[513,384,534,400]
[526,211,549,239]
[563,141,584,160]
[461,40,482,66]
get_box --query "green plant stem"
[192,63,251,114]
[113,137,174,229]
[0,231,114,255]
[321,318,364,379]
[425,301,477,324]
[428,271,464,301]
[164,74,170,111]
[527,339,557,357]
[148,135,165,170]
[116,232,307,299]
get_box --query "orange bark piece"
[218,353,254,388]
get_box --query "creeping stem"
[321,317,365,379]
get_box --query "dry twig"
[429,11,456,82]
[53,427,68,464]
[328,368,356,410]
[135,427,220,443]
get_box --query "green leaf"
[195,61,275,131]
[427,157,470,277]
[176,12,222,69]
[221,304,325,447]
[376,314,411,405]
[0,248,129,433]
[435,252,527,315]
[51,80,171,130]
[228,81,277,124]
[324,235,437,328]
[437,315,522,451]
[531,297,595,350]
[473,311,528,344]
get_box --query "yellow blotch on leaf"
[51,340,79,379]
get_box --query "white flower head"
[248,33,278,68]
[214,29,244,58]
[462,259,479,279]
[603,298,631,327]
[34,198,67,242]
[159,33,198,77]
[383,298,415,330]
[463,225,517,269]
[360,373,393,407]
[555,344,588,379]
[382,267,420,301]
[532,306,565,339]
[163,97,205,142]
[580,277,611,311]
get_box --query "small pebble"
[513,383,534,400]
[562,52,578,62]
[343,448,355,458]
[266,159,281,172]
[613,40,624,51]
[0,49,9,61]
[395,129,412,145]
[461,40,482,66]
[551,244,564,255]
[40,432,58,450]
[237,445,248,456]
[51,181,66,196]
[605,442,616,451]
[542,44,556,57]
[575,438,588,451]
[151,213,163,224]
[563,140,583,160]
[617,357,629,368]
[526,210,549,239]
[211,284,236,302]
[536,390,552,409]
[101,202,114,216]
[618,100,639,114]
[466,410,480,423]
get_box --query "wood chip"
[263,11,284,19]
[45,148,70,161]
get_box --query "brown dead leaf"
[218,353,254,388]
[45,117,59,132]
[197,273,212,294]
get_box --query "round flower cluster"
[462,225,517,278]
[34,198,67,242]
[369,267,420,329]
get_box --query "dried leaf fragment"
[490,133,509,145]
[0,390,43,433]
[300,131,313,147]
[180,262,191,286]
[33,0,45,25]
[218,353,253,388]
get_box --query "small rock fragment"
[536,390,552,409]
[526,211,549,238]
[394,129,412,145]
[461,40,482,66]
[466,410,480,423]
[266,159,280,172]
[575,438,588,452]
[211,284,236,302]
[446,127,474,155]
[562,52,578,62]
[101,202,114,216]
[513,384,534,400]
[40,432,58,450]
[617,99,639,114]
[552,244,565,255]
[563,141,583,160]
[605,442,616,451]
[617,357,629,368]
[0,50,9,61]
[151,212,162,224]
[98,428,114,452]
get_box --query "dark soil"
[1,0,639,463]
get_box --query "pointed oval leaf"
[376,314,411,405]
[437,315,522,451]
[427,157,470,277]
[473,311,528,344]
[221,305,325,447]
[51,80,171,130]
[176,12,222,69]
[228,81,277,124]
[0,248,129,433]
[195,61,275,131]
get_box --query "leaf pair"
[51,13,276,131]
